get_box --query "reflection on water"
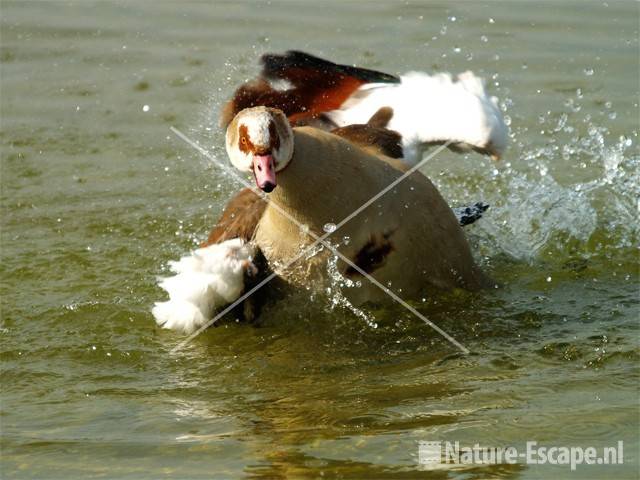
[1,1,638,478]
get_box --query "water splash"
[474,170,599,260]
[323,223,337,233]
[435,91,638,262]
[324,242,378,329]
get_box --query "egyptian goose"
[153,106,493,332]
[220,50,508,165]
[153,51,504,332]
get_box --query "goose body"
[252,124,490,303]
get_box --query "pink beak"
[252,154,277,193]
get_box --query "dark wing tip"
[260,50,400,85]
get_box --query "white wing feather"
[327,71,508,165]
[152,239,256,333]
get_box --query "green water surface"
[1,2,639,479]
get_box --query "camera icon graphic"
[418,441,442,465]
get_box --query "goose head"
[225,106,294,193]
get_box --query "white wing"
[152,239,256,333]
[327,71,508,165]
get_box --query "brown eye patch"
[238,124,255,154]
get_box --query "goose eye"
[240,137,247,145]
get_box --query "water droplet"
[489,17,495,23]
[453,46,461,53]
[323,223,337,233]
[440,25,447,35]
[583,67,594,76]
[142,104,150,112]
[546,276,552,282]
[342,236,350,245]
[449,15,457,22]
[480,35,488,43]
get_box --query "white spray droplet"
[323,223,337,233]
[142,104,150,112]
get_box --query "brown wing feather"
[330,107,403,159]
[220,75,365,129]
[220,51,400,129]
[200,189,271,324]
[331,124,404,159]
[220,79,301,128]
[201,188,266,247]
[366,106,394,128]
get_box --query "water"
[1,1,638,478]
